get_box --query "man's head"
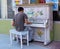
[18,7,24,12]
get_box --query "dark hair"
[18,7,24,12]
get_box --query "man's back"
[13,12,28,31]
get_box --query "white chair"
[9,29,29,49]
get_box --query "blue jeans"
[24,27,33,41]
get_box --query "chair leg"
[10,33,12,45]
[16,35,18,43]
[27,32,29,46]
[20,35,23,49]
[12,33,14,40]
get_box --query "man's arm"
[11,16,15,26]
[24,13,32,24]
[25,19,32,24]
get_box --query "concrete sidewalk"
[0,34,49,49]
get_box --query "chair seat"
[9,29,28,35]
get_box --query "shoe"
[23,40,27,45]
[29,39,34,43]
[18,38,20,42]
[23,42,27,45]
[14,37,20,42]
[14,37,17,41]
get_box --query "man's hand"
[11,21,15,26]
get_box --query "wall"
[54,22,60,41]
[0,20,13,34]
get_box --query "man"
[12,7,33,42]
